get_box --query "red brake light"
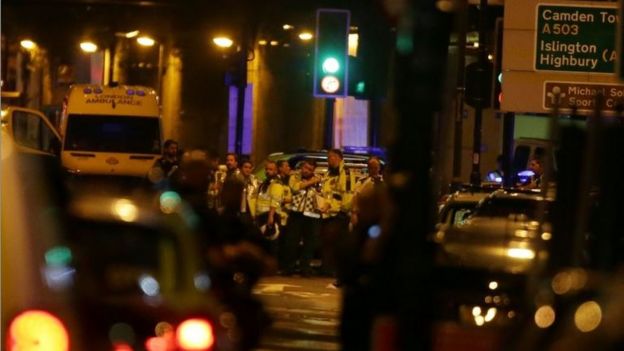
[8,310,69,351]
[176,319,214,350]
[113,342,134,351]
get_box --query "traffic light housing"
[314,9,350,98]
[465,61,493,109]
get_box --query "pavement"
[252,275,342,351]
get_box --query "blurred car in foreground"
[434,189,552,274]
[63,194,243,350]
[512,267,624,351]
[430,190,554,351]
[2,116,78,350]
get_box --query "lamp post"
[213,34,246,155]
[234,33,248,156]
[136,35,164,95]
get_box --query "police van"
[60,84,162,177]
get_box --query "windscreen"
[64,115,161,154]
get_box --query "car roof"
[489,189,552,201]
[447,191,491,203]
[267,150,385,163]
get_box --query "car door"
[4,106,61,156]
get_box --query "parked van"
[60,84,162,177]
[1,105,61,157]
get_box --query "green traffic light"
[356,81,365,94]
[322,57,340,74]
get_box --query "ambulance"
[60,84,162,177]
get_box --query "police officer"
[255,160,284,257]
[319,149,357,285]
[240,159,259,223]
[282,159,323,276]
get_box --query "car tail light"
[145,336,170,351]
[113,342,134,351]
[7,310,69,351]
[176,318,214,350]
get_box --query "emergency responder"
[319,148,357,286]
[281,159,323,276]
[255,160,284,257]
[240,159,258,223]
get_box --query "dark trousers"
[281,212,320,272]
[320,213,350,276]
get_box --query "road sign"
[502,0,624,115]
[536,5,617,73]
[543,81,624,113]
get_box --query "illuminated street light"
[298,32,313,41]
[80,41,98,53]
[20,39,37,50]
[213,37,233,48]
[137,36,156,47]
[125,30,139,38]
[270,40,279,46]
[258,40,267,46]
[283,24,294,30]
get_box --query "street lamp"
[213,37,234,49]
[137,36,156,47]
[298,32,313,41]
[80,41,98,53]
[20,39,37,50]
[125,30,139,38]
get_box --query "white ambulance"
[60,84,162,177]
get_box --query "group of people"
[215,149,386,282]
[148,141,387,283]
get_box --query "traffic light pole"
[453,0,468,187]
[324,97,335,149]
[469,0,488,186]
[502,112,515,187]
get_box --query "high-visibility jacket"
[320,161,357,217]
[255,177,283,216]
[242,175,259,217]
[290,172,322,218]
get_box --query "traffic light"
[465,61,493,108]
[348,56,368,99]
[314,9,350,98]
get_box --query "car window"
[69,220,181,296]
[12,110,42,150]
[451,207,476,225]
